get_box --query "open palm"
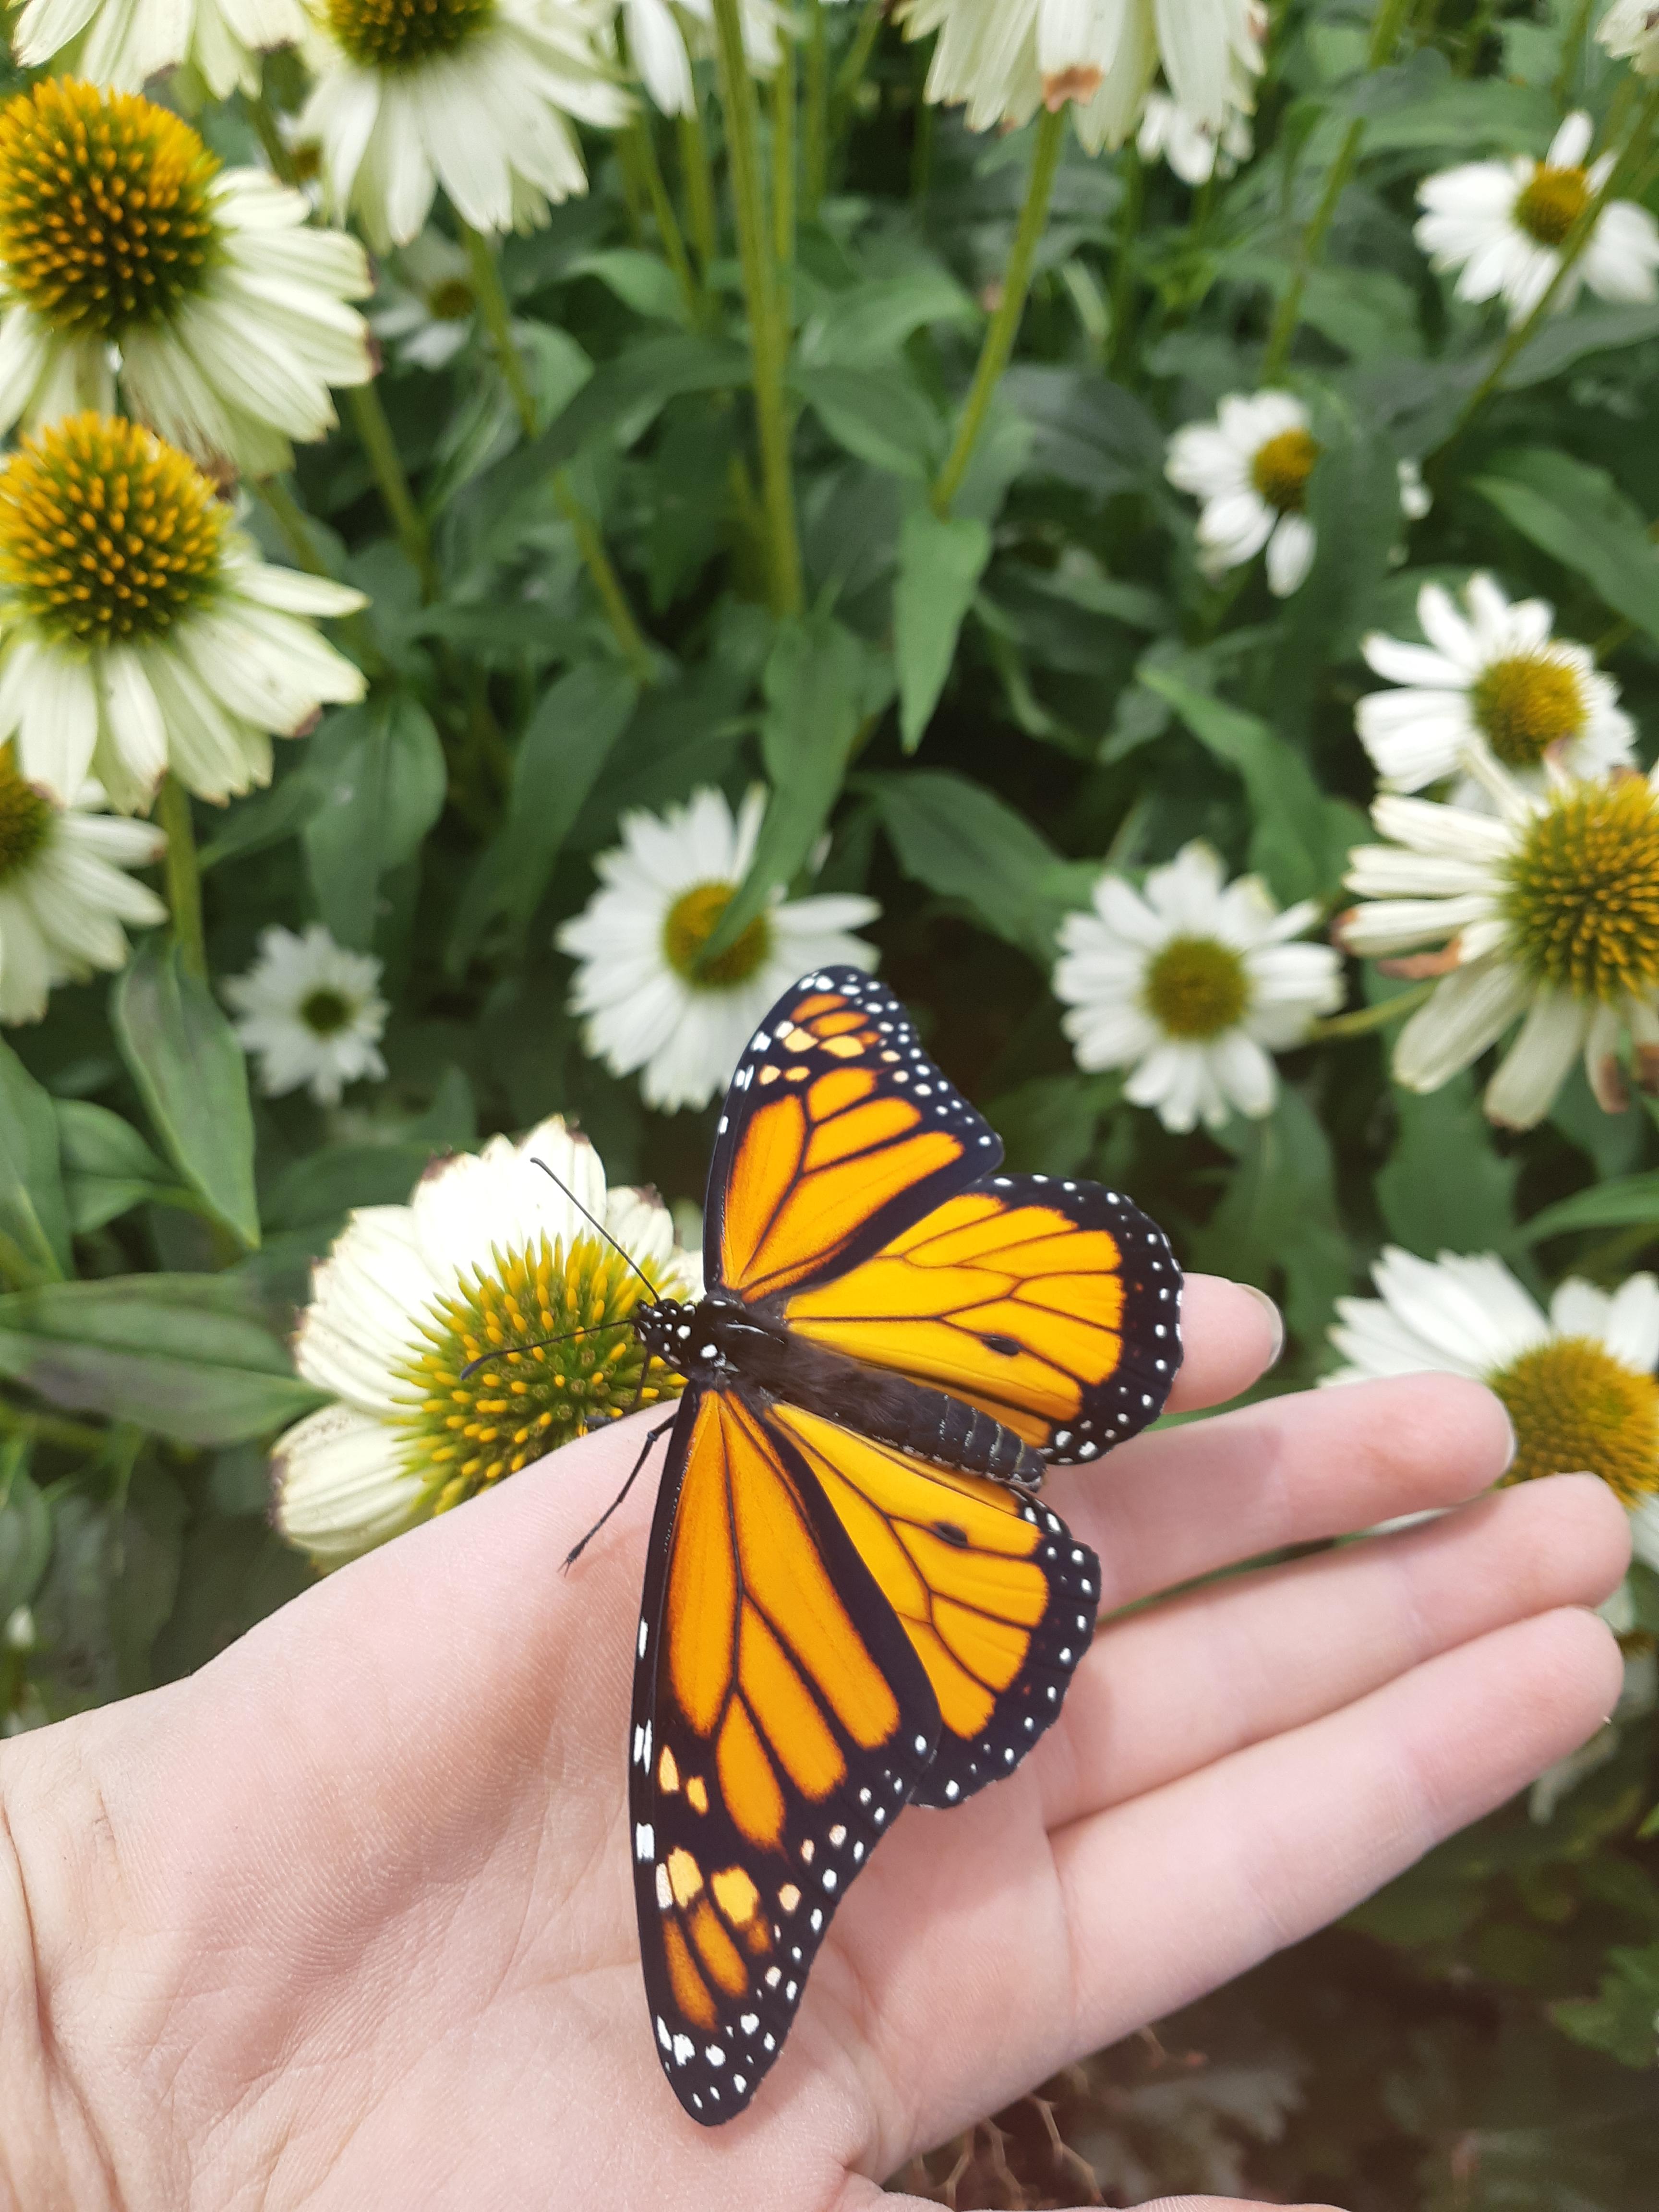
[0,1275,1626,2212]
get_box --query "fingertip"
[1529,1602,1628,1727]
[1520,1470,1634,1595]
[1348,1372,1517,1507]
[1166,1274,1284,1411]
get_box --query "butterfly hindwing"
[630,1383,941,2125]
[780,1170,1183,1464]
[767,1403,1101,1807]
[705,967,1002,1305]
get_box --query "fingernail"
[1241,1283,1285,1370]
[1498,1407,1518,1473]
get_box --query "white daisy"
[898,0,1262,154]
[1166,391,1426,597]
[1338,758,1659,1129]
[0,412,368,814]
[0,81,373,481]
[1053,839,1345,1134]
[298,0,630,252]
[0,745,165,1024]
[1598,0,1659,76]
[1136,84,1252,184]
[1327,1247,1659,1539]
[556,785,880,1113]
[371,230,478,371]
[1415,110,1659,326]
[1358,572,1635,799]
[623,0,781,115]
[12,0,305,96]
[271,1115,701,1566]
[223,924,389,1106]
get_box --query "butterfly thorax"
[634,1292,1047,1491]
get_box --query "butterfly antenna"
[458,1321,632,1382]
[528,1157,662,1305]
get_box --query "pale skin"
[0,1276,1630,2212]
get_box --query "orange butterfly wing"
[629,1387,1098,2122]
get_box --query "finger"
[1039,1471,1631,1830]
[1047,1372,1515,1611]
[1164,1274,1282,1412]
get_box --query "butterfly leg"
[563,1413,678,1570]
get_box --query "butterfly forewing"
[629,1385,941,2125]
[705,968,1001,1303]
[781,1171,1182,1462]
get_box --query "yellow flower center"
[0,746,53,885]
[0,413,226,649]
[396,1236,680,1515]
[1513,164,1590,248]
[1504,776,1659,1002]
[1469,653,1587,768]
[1489,1335,1659,1503]
[325,0,495,70]
[301,988,353,1036]
[1143,933,1250,1039]
[0,80,219,339]
[1250,427,1320,515]
[662,881,773,988]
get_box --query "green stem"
[248,88,295,183]
[1107,143,1144,380]
[931,106,1065,518]
[552,473,657,684]
[678,106,720,280]
[621,116,703,327]
[1552,0,1597,105]
[156,775,207,982]
[1258,0,1413,383]
[347,382,436,598]
[0,1397,107,1454]
[831,0,884,140]
[803,0,828,216]
[772,39,797,272]
[1308,981,1434,1042]
[711,0,803,616]
[460,219,541,439]
[256,476,328,575]
[1435,87,1659,456]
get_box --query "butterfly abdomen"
[701,1302,1046,1490]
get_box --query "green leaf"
[449,661,639,970]
[1140,668,1358,905]
[1375,1076,1520,1258]
[196,769,329,871]
[0,1453,50,1615]
[699,614,866,965]
[151,1516,313,1681]
[569,249,692,328]
[1191,1089,1352,1348]
[0,1275,323,1444]
[1514,1171,1659,1244]
[999,366,1164,495]
[981,1073,1122,1174]
[862,770,1067,962]
[0,1038,71,1285]
[54,1099,179,1234]
[894,507,992,752]
[112,938,260,1251]
[795,366,943,481]
[797,267,974,369]
[31,1465,187,1710]
[1552,1943,1659,2069]
[303,696,447,952]
[1473,449,1659,647]
[1500,304,1659,389]
[264,1141,438,1232]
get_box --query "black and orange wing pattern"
[705,968,1000,1304]
[630,1385,1099,2122]
[782,1171,1182,1465]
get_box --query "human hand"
[0,1277,1627,2212]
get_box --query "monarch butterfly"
[613,967,1182,2124]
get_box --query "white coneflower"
[1053,839,1344,1133]
[0,747,165,1023]
[556,785,880,1113]
[0,413,367,813]
[12,0,304,96]
[1415,111,1659,325]
[223,924,388,1106]
[298,0,629,252]
[271,1116,701,1566]
[623,0,781,114]
[1136,84,1252,183]
[0,82,373,480]
[1357,573,1635,799]
[1328,1249,1659,1546]
[897,0,1262,155]
[1339,759,1659,1128]
[371,230,478,370]
[1598,0,1659,75]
